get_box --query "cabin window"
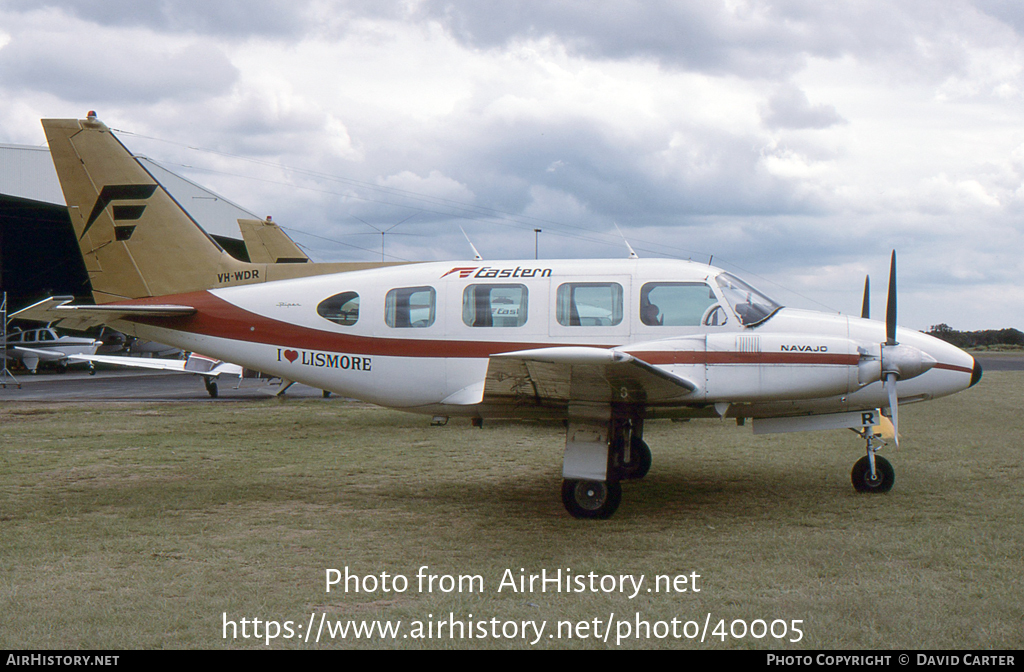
[316,291,360,326]
[556,283,624,327]
[38,330,56,341]
[462,284,528,327]
[640,282,723,327]
[385,286,436,328]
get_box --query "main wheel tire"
[562,479,622,519]
[205,380,219,399]
[851,455,895,493]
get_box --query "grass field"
[1,372,1021,649]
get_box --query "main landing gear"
[561,417,651,519]
[851,423,895,493]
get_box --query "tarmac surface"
[0,367,330,402]
[972,352,1024,371]
[1,352,1019,403]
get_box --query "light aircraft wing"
[11,297,196,331]
[445,346,696,408]
[7,346,72,362]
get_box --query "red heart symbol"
[284,350,298,363]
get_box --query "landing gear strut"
[610,419,652,481]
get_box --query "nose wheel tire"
[851,455,895,493]
[562,479,622,519]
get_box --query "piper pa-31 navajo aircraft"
[15,114,982,518]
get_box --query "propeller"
[886,251,897,347]
[882,252,900,446]
[876,251,936,448]
[861,275,870,319]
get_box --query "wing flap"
[478,346,696,408]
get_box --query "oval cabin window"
[317,291,360,326]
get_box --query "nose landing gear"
[852,426,895,493]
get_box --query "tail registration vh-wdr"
[15,114,982,518]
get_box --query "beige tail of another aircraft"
[43,114,397,304]
[237,217,310,264]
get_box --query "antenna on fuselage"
[459,226,483,261]
[613,223,639,259]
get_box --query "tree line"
[927,324,1024,349]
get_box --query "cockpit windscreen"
[715,273,782,326]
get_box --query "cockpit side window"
[715,273,782,327]
[640,282,723,327]
[385,286,436,328]
[317,291,360,326]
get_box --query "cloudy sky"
[1,0,1021,330]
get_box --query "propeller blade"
[885,372,900,448]
[861,275,870,319]
[886,251,897,346]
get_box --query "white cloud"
[0,1,1022,328]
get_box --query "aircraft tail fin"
[43,115,258,303]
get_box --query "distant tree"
[927,325,1024,349]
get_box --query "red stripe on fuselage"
[123,292,555,358]
[633,351,860,366]
[933,362,974,374]
[117,292,964,373]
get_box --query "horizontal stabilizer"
[68,352,242,378]
[12,297,195,331]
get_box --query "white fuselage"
[108,258,977,418]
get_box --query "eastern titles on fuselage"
[440,266,554,279]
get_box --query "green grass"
[1,374,1021,649]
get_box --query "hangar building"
[0,144,258,313]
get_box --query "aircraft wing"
[11,297,196,331]
[446,346,696,408]
[6,346,72,362]
[68,353,243,378]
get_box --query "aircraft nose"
[970,356,983,388]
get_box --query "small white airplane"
[14,114,982,518]
[2,326,99,373]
